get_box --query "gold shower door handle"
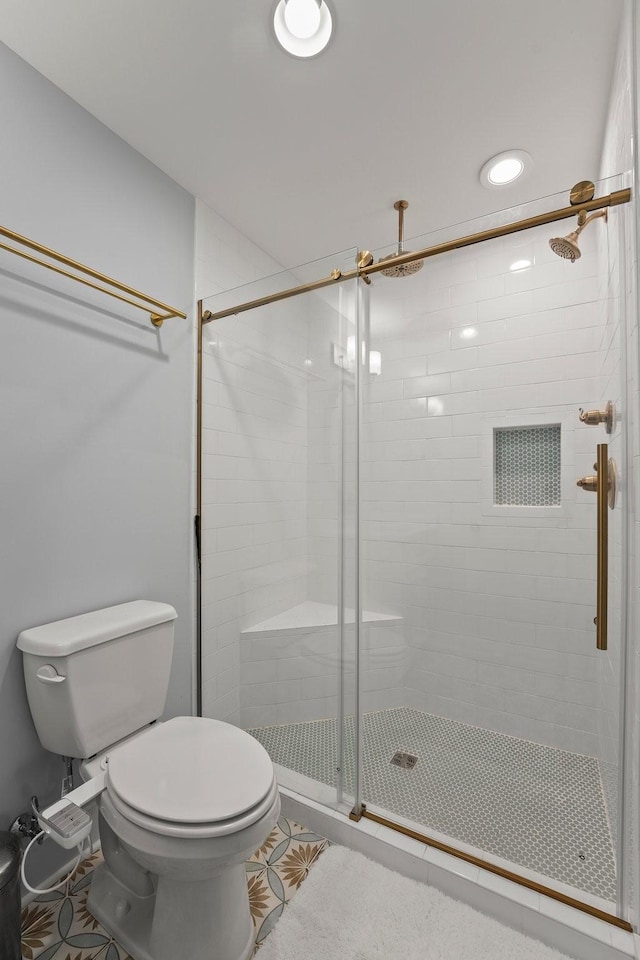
[576,444,615,651]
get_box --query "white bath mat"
[258,844,573,960]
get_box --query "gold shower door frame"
[196,184,633,933]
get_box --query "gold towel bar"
[0,224,187,327]
[577,443,617,651]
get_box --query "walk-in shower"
[196,177,635,933]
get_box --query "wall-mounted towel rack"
[0,224,187,327]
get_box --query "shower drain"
[390,750,418,770]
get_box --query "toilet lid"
[106,717,275,824]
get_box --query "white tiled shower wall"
[304,282,406,720]
[234,285,357,730]
[361,217,611,755]
[197,203,309,724]
[197,193,625,753]
[197,215,366,727]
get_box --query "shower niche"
[481,412,574,518]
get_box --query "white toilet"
[17,600,280,960]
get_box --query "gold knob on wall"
[578,401,615,434]
[577,474,598,492]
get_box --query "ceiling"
[0,0,626,269]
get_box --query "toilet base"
[87,860,255,960]
[88,863,155,960]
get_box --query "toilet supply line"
[20,831,90,896]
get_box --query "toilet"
[17,600,280,960]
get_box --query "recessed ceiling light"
[273,0,334,58]
[480,150,532,189]
[510,259,532,271]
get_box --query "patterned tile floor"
[21,817,328,959]
[250,706,617,902]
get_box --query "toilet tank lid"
[17,601,177,657]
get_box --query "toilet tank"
[17,601,177,758]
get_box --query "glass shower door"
[198,248,360,811]
[357,180,630,913]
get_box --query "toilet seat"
[106,775,279,839]
[105,716,276,838]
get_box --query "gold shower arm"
[0,224,187,327]
[395,199,408,253]
[576,209,607,233]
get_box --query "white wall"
[0,42,195,882]
[362,212,612,755]
[197,232,387,731]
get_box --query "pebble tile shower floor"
[250,706,616,901]
[20,817,328,959]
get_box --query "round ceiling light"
[480,150,532,189]
[273,0,334,58]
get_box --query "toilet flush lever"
[36,665,66,684]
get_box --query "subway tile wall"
[197,223,370,729]
[196,198,625,755]
[196,154,634,794]
[197,203,309,724]
[361,217,610,755]
[238,620,405,730]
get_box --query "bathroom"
[1,1,639,959]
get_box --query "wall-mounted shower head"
[379,200,424,277]
[549,209,607,262]
[549,230,582,261]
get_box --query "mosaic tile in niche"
[494,424,561,506]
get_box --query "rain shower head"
[379,200,424,277]
[549,209,607,263]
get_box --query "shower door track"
[201,185,630,324]
[350,805,633,932]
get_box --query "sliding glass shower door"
[358,178,630,911]
[198,177,634,922]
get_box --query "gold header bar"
[0,224,187,327]
[202,187,631,324]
